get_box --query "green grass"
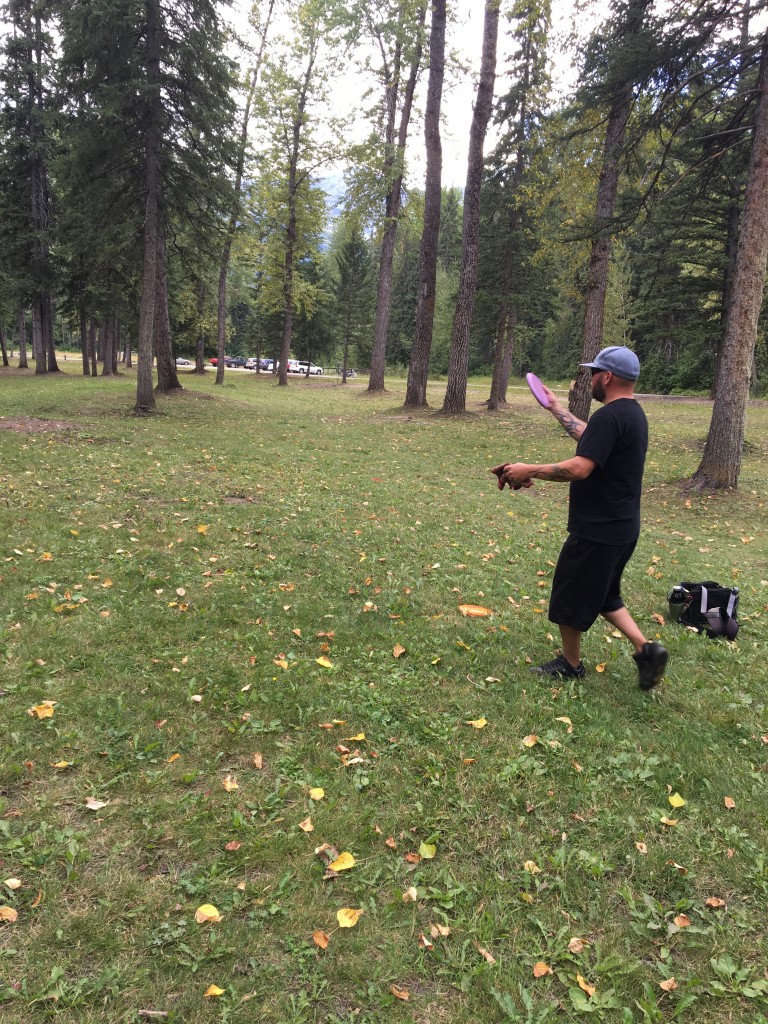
[0,365,767,1024]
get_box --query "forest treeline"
[1,0,767,487]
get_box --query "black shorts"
[548,534,637,632]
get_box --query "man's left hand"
[491,463,534,490]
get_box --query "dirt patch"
[0,416,79,434]
[223,494,258,505]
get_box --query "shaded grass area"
[1,368,767,1023]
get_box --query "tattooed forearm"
[533,464,576,481]
[553,408,586,440]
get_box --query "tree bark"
[441,0,499,414]
[101,317,114,375]
[0,325,8,367]
[17,306,28,368]
[135,0,161,414]
[79,301,89,374]
[154,235,182,392]
[367,5,426,394]
[690,34,768,490]
[404,0,447,409]
[89,319,98,376]
[570,0,650,422]
[195,278,207,372]
[215,2,275,386]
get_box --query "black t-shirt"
[568,398,648,544]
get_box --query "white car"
[175,357,192,366]
[294,360,323,375]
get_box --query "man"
[492,346,668,690]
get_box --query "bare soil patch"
[0,415,79,434]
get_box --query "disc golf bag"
[670,581,739,639]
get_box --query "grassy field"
[0,365,767,1024]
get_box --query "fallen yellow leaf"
[524,860,541,874]
[298,817,314,833]
[393,644,406,658]
[336,907,364,928]
[673,914,691,928]
[3,879,21,891]
[705,896,726,908]
[595,662,606,673]
[577,974,596,997]
[635,841,648,854]
[723,796,735,809]
[222,775,238,793]
[533,962,552,978]
[166,753,181,764]
[390,985,410,1001]
[458,604,492,617]
[466,717,487,729]
[668,792,686,808]
[328,852,355,872]
[522,734,538,747]
[309,787,325,801]
[313,930,330,949]
[0,906,18,923]
[568,937,588,953]
[27,701,56,719]
[660,816,678,827]
[315,657,333,668]
[659,978,678,992]
[419,842,436,860]
[204,984,225,997]
[253,752,264,769]
[195,904,222,924]
[345,732,365,741]
[197,524,208,535]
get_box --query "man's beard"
[592,377,606,402]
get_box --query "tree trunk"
[32,298,47,373]
[17,306,28,368]
[0,325,8,367]
[135,0,161,414]
[215,3,275,387]
[404,0,447,409]
[277,204,296,387]
[441,0,499,414]
[367,6,426,394]
[124,330,132,368]
[79,301,89,374]
[690,34,768,490]
[89,319,98,376]
[570,0,650,422]
[101,317,114,375]
[195,278,207,373]
[154,235,182,392]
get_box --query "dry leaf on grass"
[390,985,410,1001]
[336,908,364,928]
[577,974,596,997]
[195,904,222,924]
[533,962,552,978]
[458,604,492,617]
[313,930,330,949]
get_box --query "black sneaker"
[529,654,585,679]
[633,641,668,690]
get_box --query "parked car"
[226,356,248,367]
[287,359,302,373]
[245,358,259,370]
[295,360,323,376]
[209,357,218,366]
[259,358,274,371]
[175,357,192,366]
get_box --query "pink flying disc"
[526,372,551,408]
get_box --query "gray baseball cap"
[580,345,640,381]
